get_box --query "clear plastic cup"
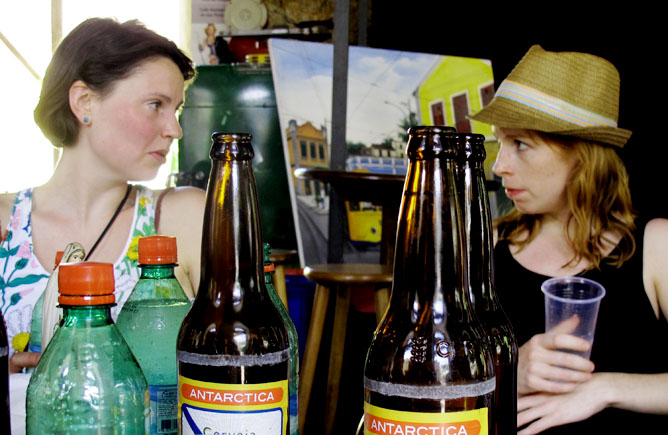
[541,277,606,359]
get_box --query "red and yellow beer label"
[179,376,288,435]
[364,403,488,435]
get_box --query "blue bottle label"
[150,384,178,434]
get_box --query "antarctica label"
[179,376,287,435]
[364,403,488,435]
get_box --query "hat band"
[496,80,618,128]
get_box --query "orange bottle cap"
[264,263,275,273]
[58,262,115,305]
[138,235,178,264]
[54,251,64,270]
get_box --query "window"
[300,140,308,158]
[452,92,472,133]
[319,144,325,160]
[430,101,446,126]
[310,142,317,159]
[480,83,495,107]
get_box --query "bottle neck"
[463,159,499,306]
[139,263,177,279]
[197,153,265,304]
[264,268,274,285]
[392,155,470,315]
[61,305,114,328]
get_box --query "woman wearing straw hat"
[471,45,668,433]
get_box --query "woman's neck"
[35,147,131,225]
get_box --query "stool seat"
[299,263,393,434]
[304,263,392,285]
[270,249,299,264]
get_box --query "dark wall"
[367,3,666,220]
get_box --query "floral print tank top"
[0,186,157,357]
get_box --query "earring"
[83,116,90,124]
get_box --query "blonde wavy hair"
[495,133,636,270]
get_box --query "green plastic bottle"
[26,262,149,434]
[116,235,192,434]
[264,243,300,435]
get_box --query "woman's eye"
[515,140,529,150]
[148,101,161,110]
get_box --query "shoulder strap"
[5,188,33,233]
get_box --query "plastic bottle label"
[150,384,178,434]
[364,403,488,435]
[179,376,287,435]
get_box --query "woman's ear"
[69,80,93,125]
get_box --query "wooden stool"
[269,249,298,311]
[298,263,393,435]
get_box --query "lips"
[504,188,524,199]
[149,150,168,163]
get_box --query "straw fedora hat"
[470,45,631,148]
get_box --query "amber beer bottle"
[176,133,290,434]
[457,133,517,435]
[363,126,495,434]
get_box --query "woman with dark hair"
[0,18,205,375]
[470,45,668,433]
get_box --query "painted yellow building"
[415,56,498,176]
[286,120,328,195]
[416,56,494,138]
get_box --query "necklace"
[84,184,132,261]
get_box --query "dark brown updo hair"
[34,18,195,147]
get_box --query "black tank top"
[494,220,668,433]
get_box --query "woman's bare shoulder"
[151,186,206,294]
[151,186,206,230]
[643,217,668,317]
[154,186,206,210]
[643,218,668,248]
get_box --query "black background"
[367,3,666,220]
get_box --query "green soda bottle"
[116,235,192,434]
[26,262,149,434]
[264,243,300,435]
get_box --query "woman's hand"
[518,315,595,395]
[517,373,613,434]
[9,351,41,373]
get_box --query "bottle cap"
[264,263,275,273]
[58,262,115,305]
[138,235,178,264]
[54,251,64,270]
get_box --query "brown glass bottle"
[176,133,289,434]
[457,133,518,435]
[363,126,495,433]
